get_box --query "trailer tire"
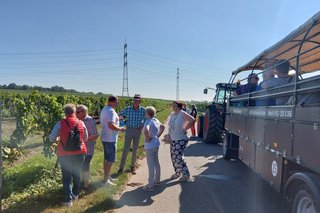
[203,105,224,144]
[222,133,230,160]
[292,184,319,213]
[197,114,204,138]
[222,132,239,160]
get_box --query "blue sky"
[0,0,320,101]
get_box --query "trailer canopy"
[233,11,320,75]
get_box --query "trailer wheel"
[292,184,319,213]
[203,105,224,144]
[197,114,204,138]
[222,133,230,160]
[222,132,239,160]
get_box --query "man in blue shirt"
[234,73,259,96]
[234,73,259,106]
[118,94,146,174]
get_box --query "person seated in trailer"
[234,73,259,106]
[259,60,293,105]
[234,73,259,96]
[255,69,276,106]
[260,60,292,89]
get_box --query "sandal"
[179,175,190,182]
[171,173,181,179]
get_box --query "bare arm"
[158,124,165,138]
[108,122,125,132]
[181,111,195,132]
[143,125,150,142]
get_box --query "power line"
[130,48,228,71]
[0,48,122,56]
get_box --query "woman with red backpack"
[49,103,88,207]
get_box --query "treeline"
[0,83,104,95]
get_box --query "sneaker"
[72,195,79,201]
[171,173,181,179]
[179,175,190,182]
[108,176,118,182]
[102,179,116,186]
[142,185,155,191]
[62,201,73,207]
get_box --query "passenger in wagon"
[256,60,293,106]
[234,73,259,96]
[260,60,292,105]
[255,69,275,106]
[260,60,291,89]
[234,73,259,106]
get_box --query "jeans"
[119,128,142,170]
[145,147,160,187]
[82,155,93,172]
[59,154,85,202]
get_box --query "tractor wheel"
[203,105,224,144]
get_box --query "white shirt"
[169,111,188,141]
[100,105,119,142]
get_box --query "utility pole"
[0,101,2,211]
[176,67,180,100]
[122,41,129,97]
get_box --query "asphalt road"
[114,137,290,213]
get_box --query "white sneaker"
[108,176,118,182]
[102,179,116,186]
[63,201,73,207]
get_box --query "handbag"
[162,134,172,144]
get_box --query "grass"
[3,106,172,213]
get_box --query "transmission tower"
[176,67,180,100]
[122,42,129,97]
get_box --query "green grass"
[3,105,172,213]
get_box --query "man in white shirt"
[100,96,125,185]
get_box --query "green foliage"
[1,99,172,212]
[2,155,61,209]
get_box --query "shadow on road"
[180,142,290,213]
[115,178,180,209]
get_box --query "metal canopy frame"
[231,11,320,77]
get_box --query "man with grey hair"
[118,94,145,175]
[76,105,98,189]
[49,103,88,207]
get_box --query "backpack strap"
[64,119,79,130]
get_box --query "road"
[114,136,289,213]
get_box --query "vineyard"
[0,90,172,212]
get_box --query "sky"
[0,0,320,101]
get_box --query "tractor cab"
[214,83,237,105]
[198,83,237,143]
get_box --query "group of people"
[234,60,292,106]
[49,94,197,207]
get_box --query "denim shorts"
[102,142,117,162]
